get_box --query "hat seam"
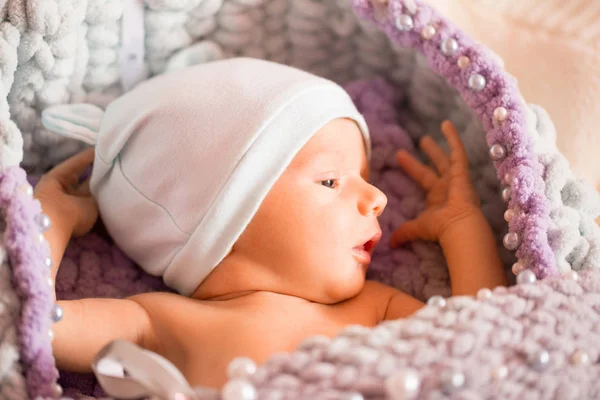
[117,154,192,236]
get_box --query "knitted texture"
[0,167,56,398]
[0,197,27,399]
[1,0,600,398]
[245,267,600,400]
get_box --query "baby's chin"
[321,272,367,304]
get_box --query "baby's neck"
[199,290,259,301]
[193,289,316,306]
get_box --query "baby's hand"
[390,121,480,247]
[34,148,98,237]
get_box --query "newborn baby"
[35,58,506,389]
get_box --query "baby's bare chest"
[156,298,378,387]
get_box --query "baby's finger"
[75,177,92,196]
[72,196,99,237]
[389,220,422,248]
[47,148,95,187]
[441,121,469,172]
[420,136,450,175]
[396,150,438,190]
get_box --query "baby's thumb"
[72,197,99,237]
[389,220,421,248]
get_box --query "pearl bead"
[503,232,520,250]
[476,288,492,300]
[344,393,364,400]
[38,233,46,244]
[51,304,64,323]
[569,349,590,365]
[493,107,508,122]
[504,209,514,222]
[426,295,446,308]
[421,25,436,39]
[227,357,257,380]
[440,38,458,56]
[171,393,191,400]
[48,329,54,342]
[563,270,579,281]
[385,368,420,399]
[502,188,512,202]
[468,73,486,91]
[511,261,525,275]
[440,369,465,394]
[457,56,470,69]
[395,14,414,31]
[528,349,550,371]
[47,277,54,288]
[490,365,508,381]
[52,383,63,397]
[503,173,513,185]
[45,256,53,269]
[222,379,257,400]
[517,269,537,285]
[36,213,51,232]
[489,144,506,160]
[20,184,34,197]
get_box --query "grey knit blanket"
[1,0,600,399]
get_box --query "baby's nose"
[372,186,388,217]
[361,183,387,217]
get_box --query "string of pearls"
[35,212,63,334]
[390,0,524,272]
[393,0,528,275]
[22,183,64,397]
[393,0,533,283]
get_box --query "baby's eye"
[320,179,338,189]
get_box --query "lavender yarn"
[0,168,57,398]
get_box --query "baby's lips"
[363,230,382,254]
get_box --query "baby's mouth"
[352,231,382,264]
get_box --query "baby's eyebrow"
[306,151,370,178]
[300,151,344,168]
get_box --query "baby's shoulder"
[127,291,221,356]
[129,291,198,314]
[349,280,399,320]
[359,280,399,302]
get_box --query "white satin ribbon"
[92,340,219,400]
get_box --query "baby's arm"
[53,298,152,372]
[390,121,507,297]
[35,148,98,292]
[35,149,154,372]
[438,211,507,296]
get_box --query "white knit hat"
[42,58,370,295]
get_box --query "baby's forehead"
[293,119,368,163]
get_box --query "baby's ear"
[42,103,104,145]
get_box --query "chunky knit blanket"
[1,0,600,399]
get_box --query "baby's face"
[234,118,387,304]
